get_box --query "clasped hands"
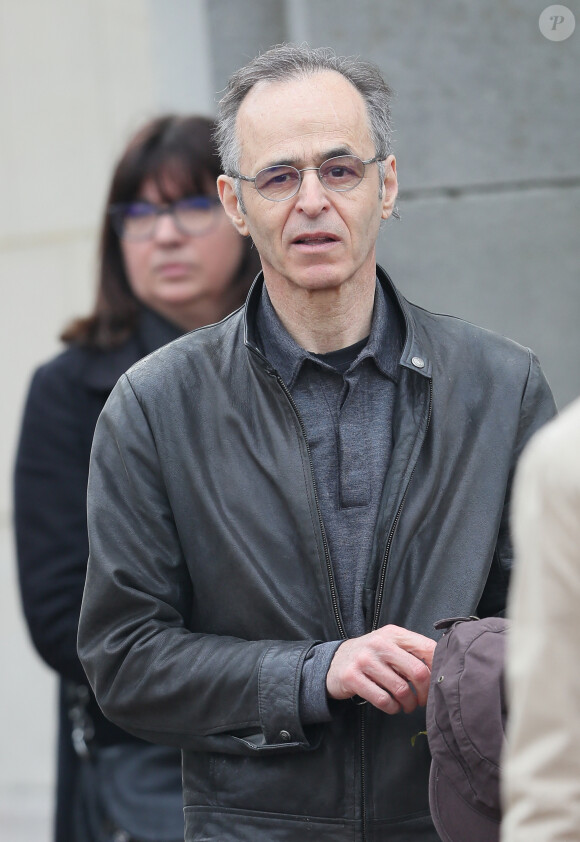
[326,625,436,714]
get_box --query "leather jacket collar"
[243,264,432,380]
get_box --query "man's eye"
[326,165,359,180]
[264,171,293,186]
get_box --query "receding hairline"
[242,64,362,94]
[233,68,376,160]
[216,44,394,207]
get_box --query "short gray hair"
[215,43,394,181]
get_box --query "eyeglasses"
[228,155,381,202]
[108,196,222,241]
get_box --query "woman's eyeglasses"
[109,196,222,241]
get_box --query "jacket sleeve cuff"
[258,641,318,746]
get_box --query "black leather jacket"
[79,267,556,842]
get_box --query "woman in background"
[14,114,259,842]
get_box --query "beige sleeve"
[501,397,580,842]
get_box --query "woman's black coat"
[14,308,182,842]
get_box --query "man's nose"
[294,169,330,215]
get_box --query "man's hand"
[326,625,436,714]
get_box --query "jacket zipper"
[361,376,433,842]
[360,708,367,842]
[272,372,347,641]
[269,358,432,842]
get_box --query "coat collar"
[82,307,183,391]
[244,265,432,379]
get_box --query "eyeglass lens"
[114,197,219,240]
[254,155,367,200]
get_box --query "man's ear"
[380,155,398,220]
[217,175,250,236]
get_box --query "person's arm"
[477,350,557,618]
[14,361,94,684]
[78,374,319,755]
[501,400,580,842]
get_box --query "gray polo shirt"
[256,278,403,720]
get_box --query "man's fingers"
[369,643,432,707]
[345,673,403,714]
[365,661,425,712]
[326,625,436,712]
[380,625,436,670]
[327,649,413,712]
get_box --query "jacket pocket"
[184,806,353,841]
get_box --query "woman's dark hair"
[61,114,259,348]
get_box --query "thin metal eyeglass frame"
[227,155,382,202]
[108,196,221,241]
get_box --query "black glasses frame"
[108,196,222,241]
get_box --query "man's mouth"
[291,233,339,245]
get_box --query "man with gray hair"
[78,44,555,841]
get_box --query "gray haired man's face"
[218,70,397,297]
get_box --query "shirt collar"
[255,278,402,389]
[357,278,402,382]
